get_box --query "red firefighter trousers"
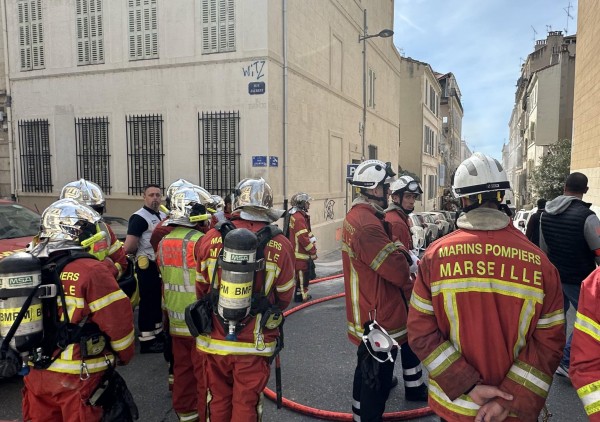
[172,336,207,419]
[22,369,104,422]
[205,353,270,422]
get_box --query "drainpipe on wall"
[282,0,289,211]
[0,0,16,201]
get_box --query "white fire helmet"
[389,176,423,197]
[350,160,396,189]
[452,152,511,199]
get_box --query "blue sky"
[393,0,578,161]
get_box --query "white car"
[407,214,426,251]
[513,209,532,234]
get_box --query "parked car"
[413,212,439,247]
[0,200,41,259]
[102,215,129,242]
[407,214,426,251]
[440,210,457,231]
[425,211,451,237]
[513,209,532,234]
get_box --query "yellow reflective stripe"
[179,412,199,422]
[423,341,460,378]
[507,360,551,398]
[305,243,315,252]
[195,335,276,356]
[429,379,479,416]
[46,355,114,374]
[577,380,600,417]
[163,283,196,294]
[574,311,600,342]
[108,240,123,254]
[295,229,308,235]
[111,329,135,352]
[341,241,355,258]
[276,277,295,294]
[62,343,74,360]
[410,292,434,315]
[196,272,208,284]
[443,292,460,351]
[537,309,566,329]
[264,262,281,295]
[431,278,544,303]
[514,299,536,359]
[346,321,406,342]
[295,252,310,260]
[347,321,363,342]
[171,325,192,336]
[89,290,128,313]
[369,242,397,271]
[349,261,361,337]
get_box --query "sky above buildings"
[393,0,578,161]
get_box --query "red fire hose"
[263,274,434,421]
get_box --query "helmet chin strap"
[362,189,387,208]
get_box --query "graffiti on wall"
[242,60,265,80]
[324,199,335,221]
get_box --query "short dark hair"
[565,172,588,194]
[536,198,546,209]
[143,183,161,193]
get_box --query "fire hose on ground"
[263,274,434,421]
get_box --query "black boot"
[405,384,428,401]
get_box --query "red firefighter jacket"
[342,200,412,346]
[194,218,295,356]
[570,266,600,421]
[287,209,317,270]
[151,219,176,253]
[384,205,413,250]
[47,256,135,375]
[407,208,565,422]
[101,223,128,279]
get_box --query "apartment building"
[398,56,442,211]
[1,0,404,253]
[506,31,576,207]
[571,0,600,207]
[0,10,8,198]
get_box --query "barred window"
[368,144,378,160]
[76,0,104,65]
[127,0,158,60]
[18,0,44,71]
[75,117,111,193]
[201,0,235,54]
[18,119,52,193]
[198,111,240,198]
[126,115,164,195]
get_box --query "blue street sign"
[249,82,266,95]
[346,163,359,180]
[269,156,279,167]
[252,156,267,167]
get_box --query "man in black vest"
[525,198,546,246]
[540,172,600,377]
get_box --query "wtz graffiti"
[324,199,335,221]
[242,60,265,80]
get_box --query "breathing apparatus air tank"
[217,228,259,341]
[0,252,44,368]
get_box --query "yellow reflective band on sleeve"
[370,242,397,272]
[431,278,544,303]
[108,240,123,255]
[537,309,565,329]
[428,379,479,417]
[276,277,295,294]
[577,380,600,417]
[341,241,355,258]
[410,292,434,315]
[423,341,461,378]
[513,299,536,359]
[506,360,552,398]
[89,290,128,313]
[305,243,315,252]
[295,252,310,260]
[264,262,281,295]
[574,311,600,342]
[111,329,135,352]
[296,229,308,236]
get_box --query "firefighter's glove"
[358,342,381,391]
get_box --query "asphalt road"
[0,251,590,421]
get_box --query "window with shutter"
[76,0,104,65]
[18,0,44,71]
[202,0,235,54]
[127,0,158,60]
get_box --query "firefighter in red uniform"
[24,199,135,421]
[287,192,318,302]
[343,159,415,421]
[407,153,565,422]
[570,266,600,421]
[194,177,295,422]
[60,179,128,279]
[156,187,212,422]
[384,176,428,402]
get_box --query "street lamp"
[358,9,394,161]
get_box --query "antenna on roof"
[564,1,574,34]
[546,24,553,33]
[531,26,538,44]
